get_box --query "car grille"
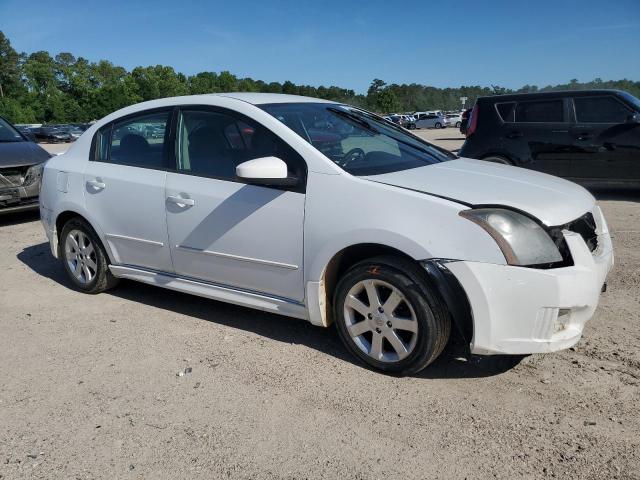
[0,167,27,188]
[565,212,598,253]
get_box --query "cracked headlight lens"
[23,162,45,186]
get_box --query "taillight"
[466,105,478,137]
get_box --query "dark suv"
[459,90,640,185]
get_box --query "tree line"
[1,31,639,124]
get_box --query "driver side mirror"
[626,112,640,124]
[236,156,298,187]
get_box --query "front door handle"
[506,131,523,139]
[167,195,195,207]
[86,179,106,190]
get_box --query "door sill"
[109,265,309,321]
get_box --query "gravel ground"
[0,138,639,479]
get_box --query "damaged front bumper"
[446,227,614,355]
[0,180,41,214]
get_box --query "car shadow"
[18,241,521,379]
[0,209,40,227]
[590,188,640,202]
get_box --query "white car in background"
[415,113,447,129]
[39,93,613,375]
[444,113,462,128]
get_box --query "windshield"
[260,103,455,176]
[0,117,24,142]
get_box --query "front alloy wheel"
[343,279,419,362]
[334,256,451,375]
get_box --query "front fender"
[307,229,430,283]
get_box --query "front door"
[569,95,640,181]
[164,107,306,301]
[83,109,173,272]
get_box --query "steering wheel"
[340,148,366,167]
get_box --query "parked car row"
[384,110,466,130]
[14,123,92,144]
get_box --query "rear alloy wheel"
[60,217,119,294]
[435,122,442,129]
[455,121,461,128]
[334,256,451,375]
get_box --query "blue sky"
[1,0,639,93]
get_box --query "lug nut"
[386,321,392,328]
[375,328,382,334]
[367,313,373,319]
[378,307,384,313]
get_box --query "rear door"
[569,95,639,181]
[500,98,572,176]
[164,106,306,301]
[83,109,173,272]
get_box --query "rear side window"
[94,110,170,169]
[574,96,632,123]
[515,100,564,123]
[177,109,304,183]
[495,102,516,122]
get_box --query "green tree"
[0,31,21,98]
[1,29,639,124]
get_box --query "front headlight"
[460,208,563,266]
[23,162,45,186]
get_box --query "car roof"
[478,89,627,103]
[216,92,335,105]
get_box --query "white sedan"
[39,93,613,375]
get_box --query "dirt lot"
[1,139,639,479]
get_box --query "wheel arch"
[306,242,420,328]
[306,243,473,346]
[54,208,114,263]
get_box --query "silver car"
[415,113,447,129]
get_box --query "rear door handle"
[576,133,593,141]
[167,195,195,207]
[506,131,523,139]
[86,179,106,190]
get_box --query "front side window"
[260,103,454,176]
[176,109,304,181]
[515,100,564,123]
[574,96,632,123]
[94,110,170,169]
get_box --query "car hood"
[363,158,595,226]
[0,141,51,168]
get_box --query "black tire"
[435,122,442,129]
[333,256,451,375]
[482,155,513,165]
[58,217,119,294]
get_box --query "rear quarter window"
[495,102,516,122]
